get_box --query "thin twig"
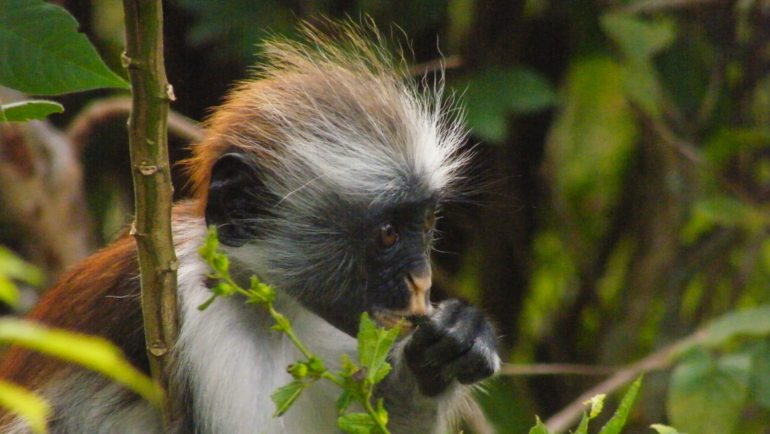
[614,0,718,14]
[66,96,204,151]
[408,55,462,77]
[544,332,703,433]
[499,363,619,376]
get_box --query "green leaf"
[460,66,557,142]
[0,318,161,405]
[0,0,128,94]
[0,246,43,286]
[703,128,770,164]
[336,390,355,414]
[210,282,233,296]
[0,276,19,309]
[749,341,770,408]
[601,14,676,63]
[573,412,590,434]
[585,394,605,419]
[546,55,637,250]
[175,0,295,61]
[697,305,770,349]
[271,312,291,332]
[0,380,51,434]
[597,376,642,434]
[337,412,378,434]
[668,349,751,434]
[601,14,675,121]
[680,196,767,244]
[650,425,681,434]
[199,226,219,261]
[528,416,552,434]
[0,100,63,122]
[197,294,219,311]
[212,254,229,274]
[357,313,399,385]
[270,380,309,417]
[0,248,43,309]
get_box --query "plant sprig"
[198,226,399,434]
[528,377,684,434]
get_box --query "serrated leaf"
[0,318,161,405]
[460,67,557,142]
[573,412,590,434]
[337,412,378,434]
[336,390,355,414]
[650,425,681,434]
[668,350,750,434]
[0,100,63,122]
[270,380,309,417]
[210,282,233,296]
[357,313,398,385]
[597,376,642,434]
[0,0,128,94]
[0,380,51,434]
[528,416,552,434]
[584,394,605,418]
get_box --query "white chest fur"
[176,245,357,434]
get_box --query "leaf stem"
[362,397,391,434]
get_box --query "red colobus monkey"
[0,25,500,434]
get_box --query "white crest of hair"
[225,25,469,207]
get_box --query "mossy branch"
[121,0,181,428]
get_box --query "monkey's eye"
[378,223,399,248]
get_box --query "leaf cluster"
[0,0,128,122]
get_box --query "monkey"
[0,25,500,434]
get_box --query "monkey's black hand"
[404,299,499,397]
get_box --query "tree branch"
[121,0,181,428]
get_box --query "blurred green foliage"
[5,0,770,433]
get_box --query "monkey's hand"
[403,299,500,397]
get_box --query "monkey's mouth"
[371,309,429,335]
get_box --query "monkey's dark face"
[270,195,440,337]
[342,199,438,335]
[205,152,442,337]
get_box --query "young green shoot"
[198,226,400,434]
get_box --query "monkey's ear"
[206,153,272,247]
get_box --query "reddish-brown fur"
[0,234,146,385]
[0,203,203,422]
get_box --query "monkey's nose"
[406,271,432,317]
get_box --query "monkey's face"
[359,200,437,334]
[205,152,444,337]
[263,194,441,338]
